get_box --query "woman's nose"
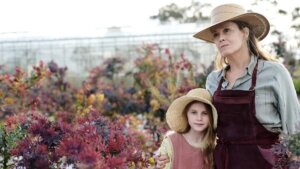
[219,34,225,42]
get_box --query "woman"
[157,88,217,169]
[155,3,300,169]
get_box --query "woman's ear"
[243,27,250,40]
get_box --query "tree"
[271,30,295,71]
[252,0,299,76]
[291,7,300,47]
[150,1,210,24]
[253,0,300,47]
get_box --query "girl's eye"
[202,112,208,115]
[190,111,197,114]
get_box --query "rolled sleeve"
[274,64,300,134]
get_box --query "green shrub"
[293,79,300,94]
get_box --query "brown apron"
[213,60,280,169]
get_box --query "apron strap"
[217,76,224,91]
[216,58,260,91]
[249,58,259,90]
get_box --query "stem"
[2,130,8,169]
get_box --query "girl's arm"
[155,135,173,169]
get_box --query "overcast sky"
[0,0,297,38]
[2,0,184,34]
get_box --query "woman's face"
[211,21,248,57]
[186,102,210,133]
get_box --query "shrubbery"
[0,44,299,168]
[0,44,210,168]
[293,79,300,94]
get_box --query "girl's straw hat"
[166,88,217,132]
[193,3,270,43]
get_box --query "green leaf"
[5,125,26,150]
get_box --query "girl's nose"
[197,114,203,120]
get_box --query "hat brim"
[193,12,270,43]
[166,95,218,132]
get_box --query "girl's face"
[211,21,248,57]
[187,102,210,133]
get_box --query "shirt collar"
[218,55,257,78]
[246,55,257,76]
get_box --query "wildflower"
[48,61,58,73]
[96,93,105,103]
[150,99,160,111]
[87,94,96,105]
[4,97,15,105]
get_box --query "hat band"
[211,12,245,24]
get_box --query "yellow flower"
[148,157,155,165]
[77,107,92,116]
[150,99,160,111]
[96,93,105,103]
[76,93,84,103]
[4,97,14,105]
[0,90,4,98]
[87,94,96,105]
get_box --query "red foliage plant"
[7,111,149,169]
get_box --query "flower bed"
[0,44,298,168]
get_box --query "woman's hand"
[154,153,170,169]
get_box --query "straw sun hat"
[166,88,217,133]
[193,3,270,43]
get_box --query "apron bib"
[213,60,281,169]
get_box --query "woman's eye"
[224,28,230,33]
[213,33,219,38]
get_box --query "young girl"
[156,88,217,169]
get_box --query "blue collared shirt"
[206,55,300,134]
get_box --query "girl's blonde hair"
[214,21,277,70]
[181,100,216,169]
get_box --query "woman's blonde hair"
[180,100,216,169]
[215,21,277,70]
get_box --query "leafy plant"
[0,121,26,169]
[0,44,227,168]
[293,79,300,94]
[273,124,300,169]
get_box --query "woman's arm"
[274,63,300,134]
